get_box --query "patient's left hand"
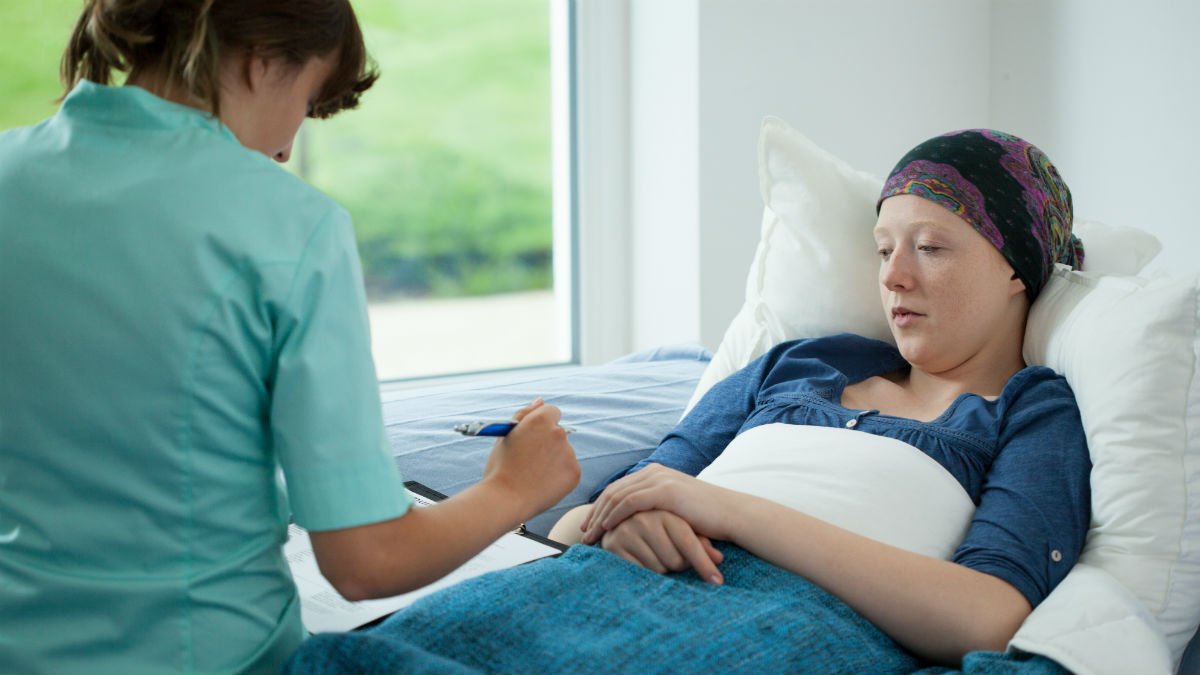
[599,509,724,584]
[582,464,739,550]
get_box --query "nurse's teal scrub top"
[0,81,413,674]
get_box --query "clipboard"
[404,481,568,553]
[285,480,567,634]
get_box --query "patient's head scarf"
[877,129,1083,301]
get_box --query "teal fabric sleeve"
[271,209,412,531]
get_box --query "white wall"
[693,0,993,350]
[624,0,993,353]
[991,0,1200,276]
[578,0,1200,360]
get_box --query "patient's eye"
[876,248,892,260]
[917,245,941,253]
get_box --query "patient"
[286,130,1090,674]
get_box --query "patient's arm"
[548,504,591,544]
[582,464,1030,667]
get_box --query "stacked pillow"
[690,115,1199,674]
[1021,265,1200,667]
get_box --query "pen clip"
[453,420,578,437]
[453,420,518,437]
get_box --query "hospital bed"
[372,117,1200,675]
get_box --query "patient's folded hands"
[598,509,724,584]
[579,466,741,584]
[584,464,739,546]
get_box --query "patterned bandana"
[877,129,1083,301]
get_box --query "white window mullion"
[571,0,633,364]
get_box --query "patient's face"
[873,195,1026,374]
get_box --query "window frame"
[571,0,634,365]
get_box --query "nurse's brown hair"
[61,0,378,119]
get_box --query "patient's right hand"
[482,399,580,519]
[601,509,724,584]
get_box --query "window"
[0,0,576,381]
[294,0,575,379]
[0,2,80,130]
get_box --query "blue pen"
[453,420,576,437]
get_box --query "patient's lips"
[891,306,924,327]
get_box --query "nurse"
[0,1,579,674]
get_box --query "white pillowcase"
[686,116,1164,413]
[685,117,886,413]
[1073,219,1163,279]
[1023,266,1200,665]
[687,116,1200,671]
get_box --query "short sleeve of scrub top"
[271,208,413,531]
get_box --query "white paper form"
[285,488,563,633]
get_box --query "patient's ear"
[1010,272,1026,297]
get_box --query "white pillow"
[1010,563,1175,675]
[1023,265,1200,666]
[685,118,886,413]
[686,116,1164,413]
[1072,219,1163,279]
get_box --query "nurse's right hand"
[311,398,579,602]
[482,398,580,519]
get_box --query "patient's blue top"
[612,334,1092,608]
[0,82,411,674]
